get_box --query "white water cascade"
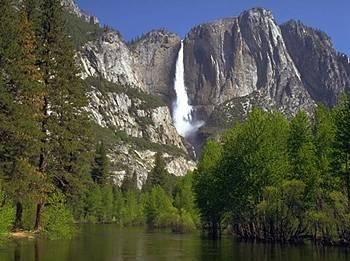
[173,41,203,137]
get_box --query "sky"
[76,0,349,55]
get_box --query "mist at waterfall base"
[172,41,204,153]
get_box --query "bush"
[101,186,114,223]
[0,186,14,241]
[85,185,103,223]
[22,201,37,231]
[121,191,145,226]
[172,209,196,233]
[144,186,177,228]
[42,193,75,240]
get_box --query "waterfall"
[173,41,203,138]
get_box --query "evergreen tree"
[101,185,114,222]
[0,0,22,229]
[85,184,103,223]
[0,0,51,230]
[91,141,110,185]
[144,153,170,192]
[121,170,138,193]
[32,0,93,230]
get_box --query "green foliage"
[144,186,177,228]
[101,186,114,222]
[121,191,145,226]
[144,153,172,193]
[85,184,103,223]
[112,189,124,224]
[193,140,224,232]
[63,13,103,49]
[313,105,338,190]
[42,193,75,240]
[195,105,350,243]
[21,201,37,231]
[0,183,14,241]
[334,95,350,206]
[172,209,197,233]
[91,141,110,185]
[173,174,200,231]
[288,111,319,198]
[257,180,307,241]
[121,171,138,193]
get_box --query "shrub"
[42,193,75,240]
[0,185,14,241]
[172,209,196,233]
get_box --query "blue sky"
[76,0,349,55]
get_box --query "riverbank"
[9,231,36,240]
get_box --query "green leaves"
[0,182,14,242]
[194,104,350,242]
[91,141,110,185]
[42,192,75,240]
[144,152,173,194]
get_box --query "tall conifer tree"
[0,0,51,230]
[32,0,93,230]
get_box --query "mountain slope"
[281,20,350,106]
[63,1,350,182]
[62,1,195,187]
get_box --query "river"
[0,225,349,260]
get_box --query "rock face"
[281,20,350,106]
[80,29,181,101]
[80,31,143,89]
[131,30,181,102]
[85,79,196,187]
[184,8,315,122]
[62,0,99,24]
[109,147,196,188]
[65,2,350,185]
[88,87,185,150]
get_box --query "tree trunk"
[34,203,44,231]
[14,202,23,230]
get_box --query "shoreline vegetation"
[193,99,350,247]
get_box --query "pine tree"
[32,0,94,230]
[0,0,21,228]
[91,141,110,185]
[121,170,138,193]
[144,153,170,192]
[0,0,51,230]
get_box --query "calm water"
[0,225,349,261]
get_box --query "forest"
[194,101,350,245]
[0,0,199,241]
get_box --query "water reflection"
[0,225,349,261]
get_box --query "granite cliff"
[63,1,350,184]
